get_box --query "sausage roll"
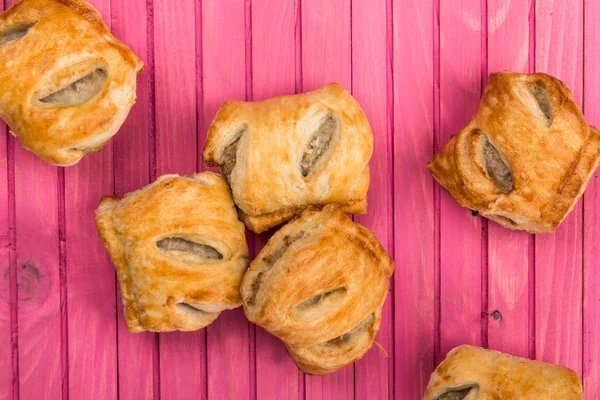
[0,0,143,166]
[203,83,372,233]
[424,345,582,400]
[241,205,394,375]
[428,72,600,233]
[95,173,249,332]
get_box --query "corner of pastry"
[202,83,373,233]
[0,0,143,166]
[95,172,249,333]
[428,71,600,233]
[240,204,394,375]
[423,345,583,400]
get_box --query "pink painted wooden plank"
[0,0,13,395]
[14,151,61,400]
[202,1,252,399]
[438,0,483,356]
[4,0,62,397]
[154,0,198,177]
[65,148,117,400]
[583,0,599,396]
[303,371,352,400]
[301,0,353,397]
[486,0,532,359]
[301,0,351,92]
[252,0,297,101]
[352,0,393,399]
[0,159,9,400]
[64,1,118,399]
[110,1,157,399]
[251,0,302,398]
[534,0,583,375]
[392,0,435,396]
[153,1,206,399]
[0,0,12,388]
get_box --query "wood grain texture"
[392,0,435,396]
[202,1,252,399]
[534,0,583,374]
[0,146,9,400]
[251,0,302,399]
[152,1,206,399]
[154,0,198,177]
[438,0,484,356]
[584,0,599,396]
[65,149,119,400]
[110,0,156,398]
[301,0,353,397]
[63,1,118,399]
[14,150,61,400]
[301,0,351,92]
[352,0,393,399]
[486,0,532,359]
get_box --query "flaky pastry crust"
[0,0,143,166]
[203,83,372,233]
[240,205,394,375]
[428,72,600,233]
[95,173,249,333]
[424,345,582,400]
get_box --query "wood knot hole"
[490,310,503,321]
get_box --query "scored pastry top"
[203,83,373,233]
[241,205,394,374]
[0,0,143,165]
[424,345,582,400]
[428,72,600,233]
[95,173,249,333]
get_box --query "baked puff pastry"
[428,72,600,233]
[0,0,143,166]
[424,345,582,400]
[95,173,249,333]
[240,205,394,375]
[203,83,372,233]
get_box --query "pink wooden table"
[0,0,598,398]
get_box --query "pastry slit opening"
[483,135,513,193]
[0,21,37,44]
[301,114,337,177]
[221,128,246,178]
[177,303,208,315]
[296,287,347,310]
[156,237,223,260]
[245,231,305,306]
[39,68,108,106]
[293,287,347,321]
[323,313,375,347]
[528,82,553,125]
[495,215,517,226]
[434,384,480,400]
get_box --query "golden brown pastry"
[95,173,249,333]
[240,205,394,375]
[203,83,372,233]
[428,72,600,233]
[0,0,143,166]
[424,345,582,400]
